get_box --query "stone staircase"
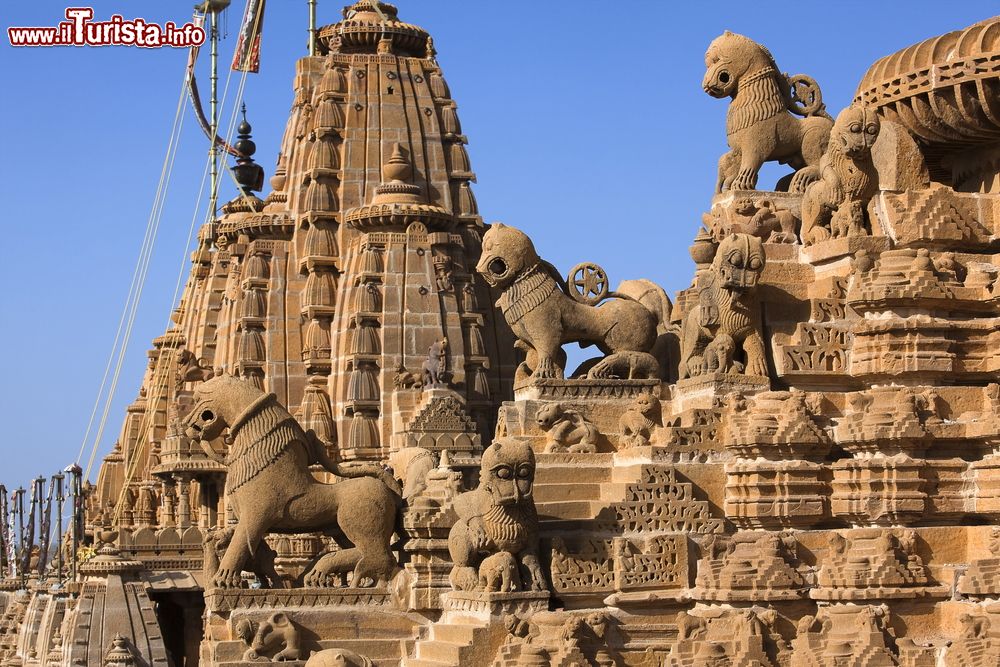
[533,452,648,525]
[404,616,493,667]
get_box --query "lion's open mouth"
[480,256,508,285]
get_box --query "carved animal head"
[713,233,765,291]
[476,223,541,288]
[534,402,568,431]
[257,612,292,638]
[234,618,256,645]
[182,374,267,442]
[632,392,658,417]
[703,30,779,98]
[480,437,535,506]
[831,105,880,159]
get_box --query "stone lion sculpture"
[703,30,833,193]
[448,437,547,593]
[679,233,767,379]
[476,223,671,381]
[618,392,659,449]
[800,105,881,246]
[182,374,400,588]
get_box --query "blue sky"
[0,1,994,486]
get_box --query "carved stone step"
[536,500,604,521]
[533,482,604,503]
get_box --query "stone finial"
[372,143,423,204]
[103,635,134,667]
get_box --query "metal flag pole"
[209,6,220,219]
[0,486,6,579]
[66,464,82,583]
[53,473,65,586]
[308,0,317,55]
[14,487,24,589]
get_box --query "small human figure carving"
[618,392,659,449]
[535,403,600,454]
[433,255,454,292]
[800,105,881,246]
[703,31,833,192]
[421,338,449,387]
[237,612,303,662]
[679,233,767,379]
[447,438,547,593]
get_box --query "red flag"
[232,0,266,73]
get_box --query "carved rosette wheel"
[787,74,826,117]
[568,262,609,306]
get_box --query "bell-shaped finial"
[232,103,264,194]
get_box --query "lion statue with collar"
[182,373,401,589]
[476,223,673,382]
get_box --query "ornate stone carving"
[614,466,724,534]
[182,374,401,588]
[703,30,833,192]
[791,604,936,666]
[693,531,806,601]
[535,403,600,454]
[679,233,767,379]
[959,527,1000,596]
[801,105,882,245]
[668,607,787,666]
[813,529,947,600]
[618,392,660,449]
[203,525,282,589]
[422,337,450,387]
[943,607,1000,667]
[703,193,800,243]
[447,438,547,593]
[477,223,670,381]
[235,612,303,662]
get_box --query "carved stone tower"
[92,0,514,522]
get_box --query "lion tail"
[617,279,673,333]
[617,279,680,382]
[305,429,403,496]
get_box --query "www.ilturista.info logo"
[8,8,205,48]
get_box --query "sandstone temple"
[2,3,1000,666]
